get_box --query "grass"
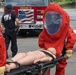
[0,5,3,8]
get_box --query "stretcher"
[4,55,67,75]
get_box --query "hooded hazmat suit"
[38,3,75,75]
[0,28,6,75]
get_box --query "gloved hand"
[65,50,73,59]
[0,66,5,75]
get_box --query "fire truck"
[4,0,50,35]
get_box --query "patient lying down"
[5,48,56,72]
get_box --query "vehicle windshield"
[4,0,49,6]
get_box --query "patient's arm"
[34,56,53,63]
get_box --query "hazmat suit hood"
[43,3,70,39]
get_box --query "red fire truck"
[4,0,50,35]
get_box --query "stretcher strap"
[40,50,55,60]
[7,61,20,68]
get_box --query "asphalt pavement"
[0,8,3,12]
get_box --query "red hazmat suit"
[0,28,6,67]
[38,3,75,75]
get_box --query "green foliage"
[54,0,75,2]
[54,0,75,8]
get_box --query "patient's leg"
[6,53,27,72]
[11,53,27,61]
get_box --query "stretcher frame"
[4,56,66,75]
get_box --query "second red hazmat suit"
[38,3,75,75]
[0,28,6,74]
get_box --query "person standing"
[1,4,20,58]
